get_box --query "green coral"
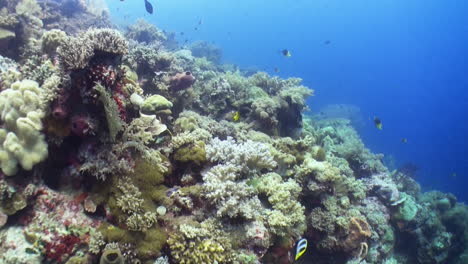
[173,140,207,165]
[99,224,167,261]
[256,172,306,237]
[168,222,233,264]
[41,29,67,55]
[94,83,124,142]
[1,192,26,215]
[140,94,173,115]
[393,192,418,221]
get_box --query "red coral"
[112,93,127,121]
[44,234,81,262]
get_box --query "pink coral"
[170,71,195,91]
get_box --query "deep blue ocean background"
[107,0,468,202]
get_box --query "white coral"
[202,164,262,219]
[206,137,276,172]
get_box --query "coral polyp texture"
[0,1,466,264]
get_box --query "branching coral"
[256,172,306,237]
[202,164,262,219]
[0,80,48,176]
[205,137,277,173]
[168,221,234,264]
[115,177,157,231]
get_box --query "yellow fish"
[233,111,240,122]
[374,117,383,130]
[295,238,308,261]
[282,49,292,57]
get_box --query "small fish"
[401,138,408,143]
[282,49,292,57]
[194,27,198,31]
[295,238,308,261]
[144,0,153,14]
[274,67,280,73]
[198,19,203,25]
[25,248,38,254]
[180,32,184,35]
[324,40,331,45]
[450,172,457,178]
[184,39,189,43]
[374,117,383,130]
[233,111,240,122]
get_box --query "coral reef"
[0,4,466,264]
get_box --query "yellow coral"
[0,80,48,176]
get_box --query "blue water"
[108,0,468,202]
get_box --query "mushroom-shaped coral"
[58,28,128,71]
[41,29,67,56]
[170,72,195,92]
